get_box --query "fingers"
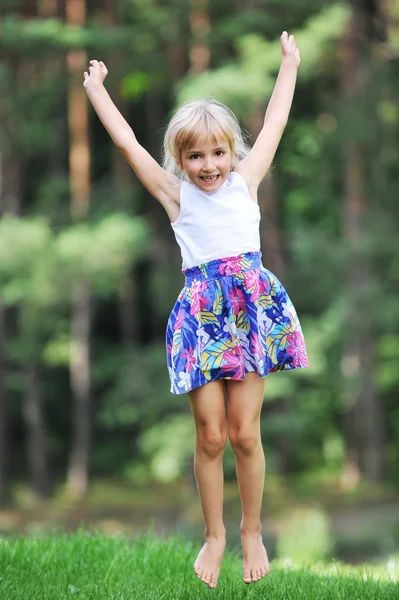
[89,60,107,69]
[280,31,300,65]
[84,60,108,83]
[281,31,295,44]
[281,32,298,52]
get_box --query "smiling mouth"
[200,174,220,182]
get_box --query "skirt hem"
[169,361,308,395]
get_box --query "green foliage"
[138,414,195,483]
[0,16,137,51]
[377,335,399,390]
[0,215,56,306]
[177,4,350,117]
[56,213,148,295]
[121,71,151,99]
[276,505,332,562]
[0,213,148,386]
[95,344,176,430]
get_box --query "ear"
[174,154,184,171]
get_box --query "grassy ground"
[0,529,398,599]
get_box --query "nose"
[203,155,215,171]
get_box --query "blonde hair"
[162,98,251,179]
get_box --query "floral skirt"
[166,251,309,394]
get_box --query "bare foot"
[194,536,226,589]
[241,531,269,584]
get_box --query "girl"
[84,31,308,589]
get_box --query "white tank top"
[171,171,261,269]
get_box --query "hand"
[83,60,108,88]
[280,31,300,68]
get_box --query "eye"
[215,150,225,156]
[190,154,200,159]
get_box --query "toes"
[209,575,217,589]
[243,568,252,583]
[202,571,209,583]
[195,562,220,588]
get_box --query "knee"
[229,426,260,455]
[197,428,227,458]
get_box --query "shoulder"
[230,169,258,205]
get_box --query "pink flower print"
[228,286,247,315]
[218,258,243,276]
[167,343,173,355]
[174,308,185,330]
[259,278,269,294]
[286,330,309,367]
[244,270,269,302]
[190,280,209,315]
[221,345,245,379]
[250,332,264,358]
[182,347,196,373]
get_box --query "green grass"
[0,530,398,599]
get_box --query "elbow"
[117,130,137,152]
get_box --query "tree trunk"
[0,63,22,501]
[22,362,48,500]
[68,280,91,497]
[37,0,58,18]
[340,1,385,484]
[189,0,211,74]
[65,0,92,498]
[0,301,10,505]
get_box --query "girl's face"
[178,136,233,192]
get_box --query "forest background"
[0,0,398,567]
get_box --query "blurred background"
[0,0,398,567]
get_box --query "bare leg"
[188,379,227,589]
[226,372,269,584]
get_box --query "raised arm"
[83,60,180,217]
[236,32,300,189]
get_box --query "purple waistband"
[183,251,262,284]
